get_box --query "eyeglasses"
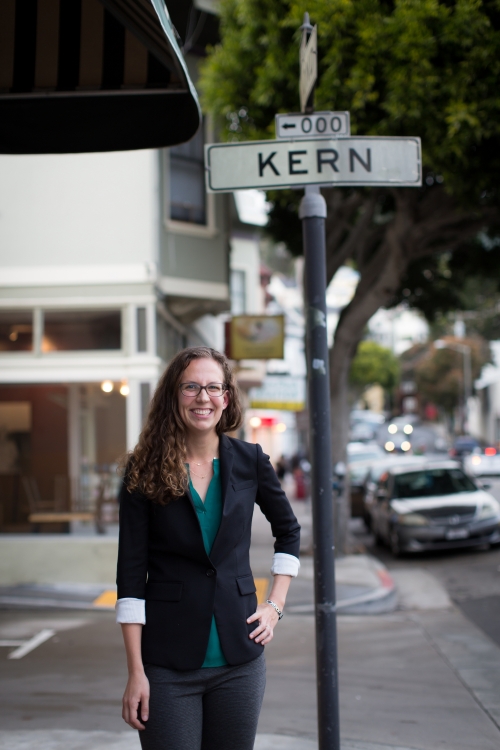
[179,382,227,397]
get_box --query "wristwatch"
[265,599,283,620]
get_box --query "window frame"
[163,118,218,239]
[0,306,126,357]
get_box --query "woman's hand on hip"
[247,602,279,645]
[122,670,150,730]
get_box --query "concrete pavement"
[1,499,500,749]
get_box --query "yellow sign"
[249,376,306,412]
[230,315,284,360]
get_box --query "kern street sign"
[300,24,317,112]
[276,112,350,139]
[205,136,422,192]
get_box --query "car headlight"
[477,501,500,520]
[397,513,429,526]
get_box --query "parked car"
[362,455,428,528]
[370,461,500,556]
[349,410,385,442]
[346,442,385,518]
[347,441,385,464]
[450,435,481,459]
[464,447,500,477]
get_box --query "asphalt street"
[1,492,500,749]
[358,476,500,648]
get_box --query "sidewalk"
[1,501,500,749]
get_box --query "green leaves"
[349,340,400,390]
[200,0,500,204]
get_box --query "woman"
[116,346,300,750]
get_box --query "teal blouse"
[188,459,228,668]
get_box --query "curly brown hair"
[124,346,242,503]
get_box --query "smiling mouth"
[192,409,213,416]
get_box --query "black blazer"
[116,435,300,671]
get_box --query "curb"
[287,558,397,616]
[0,559,398,616]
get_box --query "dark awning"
[0,0,201,154]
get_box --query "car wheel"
[389,527,401,558]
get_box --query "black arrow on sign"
[282,123,297,129]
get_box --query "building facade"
[0,134,231,531]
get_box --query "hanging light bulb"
[101,380,113,393]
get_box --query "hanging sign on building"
[228,315,285,360]
[249,376,306,411]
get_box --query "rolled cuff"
[271,552,300,577]
[115,597,146,624]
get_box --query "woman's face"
[177,358,229,438]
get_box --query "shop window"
[0,311,33,352]
[169,123,206,225]
[42,310,121,351]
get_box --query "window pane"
[230,269,246,314]
[137,307,147,352]
[169,125,206,225]
[42,310,121,351]
[0,311,33,352]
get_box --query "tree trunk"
[328,195,414,552]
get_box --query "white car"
[464,448,500,477]
[371,460,500,556]
[347,441,385,464]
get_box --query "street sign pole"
[300,186,340,750]
[300,13,340,750]
[203,17,421,750]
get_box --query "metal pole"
[462,344,472,433]
[300,184,340,750]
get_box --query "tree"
[412,336,488,418]
[349,340,400,402]
[200,0,500,550]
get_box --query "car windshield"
[393,468,477,499]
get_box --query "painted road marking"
[93,590,118,608]
[7,629,55,660]
[255,578,269,604]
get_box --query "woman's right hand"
[122,671,150,730]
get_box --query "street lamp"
[434,339,472,433]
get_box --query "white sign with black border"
[276,112,350,139]
[205,136,422,192]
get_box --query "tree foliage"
[349,340,400,392]
[200,0,500,549]
[201,0,500,198]
[411,337,489,414]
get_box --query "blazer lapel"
[219,433,234,510]
[210,434,234,563]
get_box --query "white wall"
[0,150,159,277]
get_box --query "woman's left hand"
[247,602,279,645]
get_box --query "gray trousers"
[139,654,266,750]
